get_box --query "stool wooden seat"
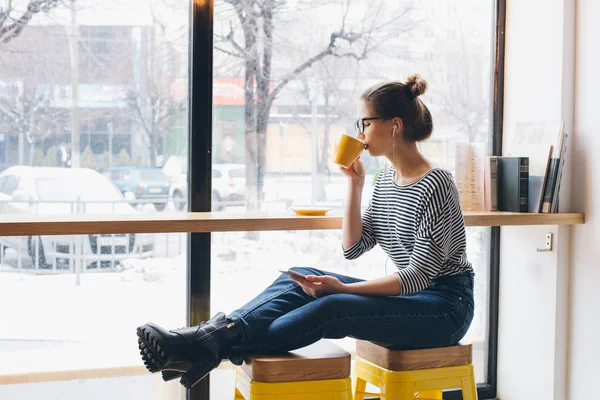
[234,340,352,400]
[356,341,473,371]
[354,341,477,400]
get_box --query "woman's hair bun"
[406,74,428,99]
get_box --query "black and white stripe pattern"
[344,167,473,294]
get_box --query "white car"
[0,166,154,272]
[212,163,246,211]
[163,157,245,211]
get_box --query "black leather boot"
[136,312,242,388]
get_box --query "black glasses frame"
[354,117,387,133]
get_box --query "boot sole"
[137,325,196,383]
[137,326,215,388]
[158,357,218,386]
[162,370,184,381]
[137,325,166,373]
[137,318,233,386]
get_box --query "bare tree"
[215,0,418,210]
[127,13,185,167]
[0,0,63,44]
[0,82,62,164]
[432,29,489,144]
[289,58,360,199]
[127,84,184,167]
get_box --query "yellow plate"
[290,207,332,216]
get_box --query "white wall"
[498,0,576,399]
[567,0,600,397]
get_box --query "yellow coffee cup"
[334,133,365,168]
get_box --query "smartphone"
[278,269,308,280]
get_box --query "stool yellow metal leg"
[354,357,478,400]
[416,389,443,399]
[381,382,415,400]
[461,364,478,400]
[353,376,368,400]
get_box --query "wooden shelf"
[462,211,585,227]
[0,211,584,236]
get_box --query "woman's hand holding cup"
[339,157,365,184]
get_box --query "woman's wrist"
[339,283,352,294]
[348,176,365,188]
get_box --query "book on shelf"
[551,133,568,213]
[455,142,485,211]
[507,121,565,213]
[553,131,568,213]
[497,157,529,213]
[543,131,568,213]
[484,156,498,211]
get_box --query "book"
[508,122,564,213]
[541,127,566,213]
[497,157,529,213]
[550,132,568,213]
[536,145,554,212]
[528,175,545,213]
[455,142,485,211]
[484,156,498,211]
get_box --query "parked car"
[162,157,245,211]
[0,166,154,271]
[103,166,170,211]
[212,164,246,210]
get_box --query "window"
[207,0,498,398]
[0,0,190,398]
[0,0,504,399]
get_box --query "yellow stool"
[353,341,477,400]
[233,340,353,400]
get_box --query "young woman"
[136,74,475,389]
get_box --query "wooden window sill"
[0,211,585,236]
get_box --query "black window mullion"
[188,0,214,400]
[484,0,506,397]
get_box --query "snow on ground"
[0,229,488,399]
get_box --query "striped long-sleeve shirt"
[343,167,474,294]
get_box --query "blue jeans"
[228,267,474,356]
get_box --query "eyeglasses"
[354,117,387,133]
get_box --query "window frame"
[187,1,506,399]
